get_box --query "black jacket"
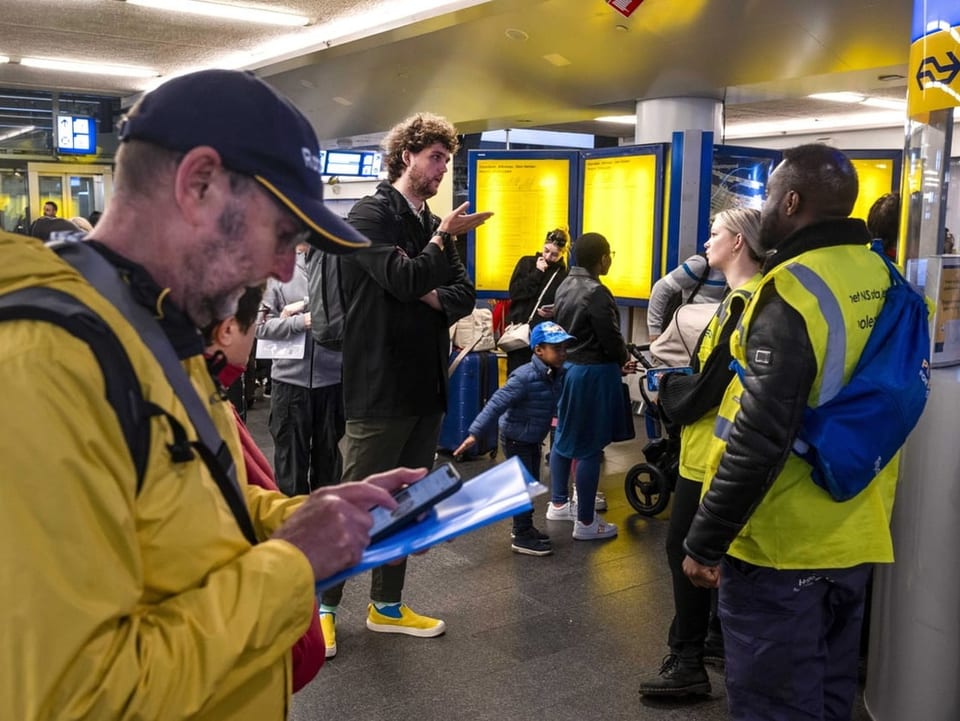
[507,253,567,327]
[553,267,629,366]
[340,181,476,418]
[683,218,872,565]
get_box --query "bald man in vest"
[682,144,905,720]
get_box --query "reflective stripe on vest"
[784,263,847,406]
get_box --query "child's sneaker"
[511,526,549,541]
[365,603,446,637]
[572,488,608,511]
[319,611,337,658]
[572,517,618,540]
[546,500,577,521]
[510,527,553,556]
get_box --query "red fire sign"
[607,0,644,18]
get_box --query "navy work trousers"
[719,557,872,721]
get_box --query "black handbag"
[612,382,636,442]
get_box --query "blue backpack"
[792,243,931,501]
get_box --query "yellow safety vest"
[702,244,899,569]
[678,273,761,481]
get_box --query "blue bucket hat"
[117,69,370,255]
[530,321,575,347]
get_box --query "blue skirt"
[554,362,625,458]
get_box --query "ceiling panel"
[0,0,916,145]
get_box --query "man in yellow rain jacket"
[0,69,424,721]
[682,145,907,720]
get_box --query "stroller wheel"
[624,462,671,516]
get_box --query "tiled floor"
[245,398,872,721]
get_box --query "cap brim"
[255,175,371,255]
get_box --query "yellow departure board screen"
[850,157,896,223]
[581,153,659,299]
[473,158,571,292]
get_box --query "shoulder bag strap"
[526,270,561,323]
[449,336,482,375]
[52,239,259,545]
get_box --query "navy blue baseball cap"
[117,69,370,255]
[530,321,575,347]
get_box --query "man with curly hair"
[316,113,492,656]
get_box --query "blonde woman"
[639,207,764,697]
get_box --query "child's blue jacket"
[467,355,565,444]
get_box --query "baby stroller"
[623,343,680,516]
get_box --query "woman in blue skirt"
[548,232,637,540]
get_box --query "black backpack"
[307,192,414,350]
[306,246,346,351]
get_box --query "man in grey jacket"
[257,243,345,496]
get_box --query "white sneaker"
[545,500,577,521]
[572,489,608,512]
[572,517,618,540]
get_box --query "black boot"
[703,631,725,669]
[638,653,711,697]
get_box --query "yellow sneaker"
[319,612,337,658]
[365,603,446,638]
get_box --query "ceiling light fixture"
[0,125,36,142]
[125,0,309,27]
[20,57,158,78]
[0,55,9,64]
[595,115,637,124]
[808,92,906,111]
[542,53,571,67]
[725,110,905,140]
[216,0,490,71]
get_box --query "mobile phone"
[368,463,463,543]
[646,366,693,392]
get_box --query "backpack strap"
[0,286,152,492]
[683,253,712,304]
[52,239,259,546]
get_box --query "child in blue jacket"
[454,322,573,556]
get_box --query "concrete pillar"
[634,97,722,145]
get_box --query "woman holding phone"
[504,228,570,375]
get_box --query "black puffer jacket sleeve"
[683,286,817,565]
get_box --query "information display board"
[56,115,96,155]
[847,151,901,223]
[324,150,381,177]
[711,146,781,215]
[468,152,578,294]
[580,147,663,302]
[908,255,960,367]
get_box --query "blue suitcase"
[438,350,499,459]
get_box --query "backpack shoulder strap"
[0,286,152,492]
[684,252,711,303]
[52,239,259,545]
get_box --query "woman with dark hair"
[505,228,570,374]
[866,192,899,260]
[548,232,637,540]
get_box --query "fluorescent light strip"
[216,0,490,70]
[595,115,637,124]
[808,92,906,111]
[0,125,36,142]
[126,0,309,27]
[21,57,157,78]
[725,110,905,139]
